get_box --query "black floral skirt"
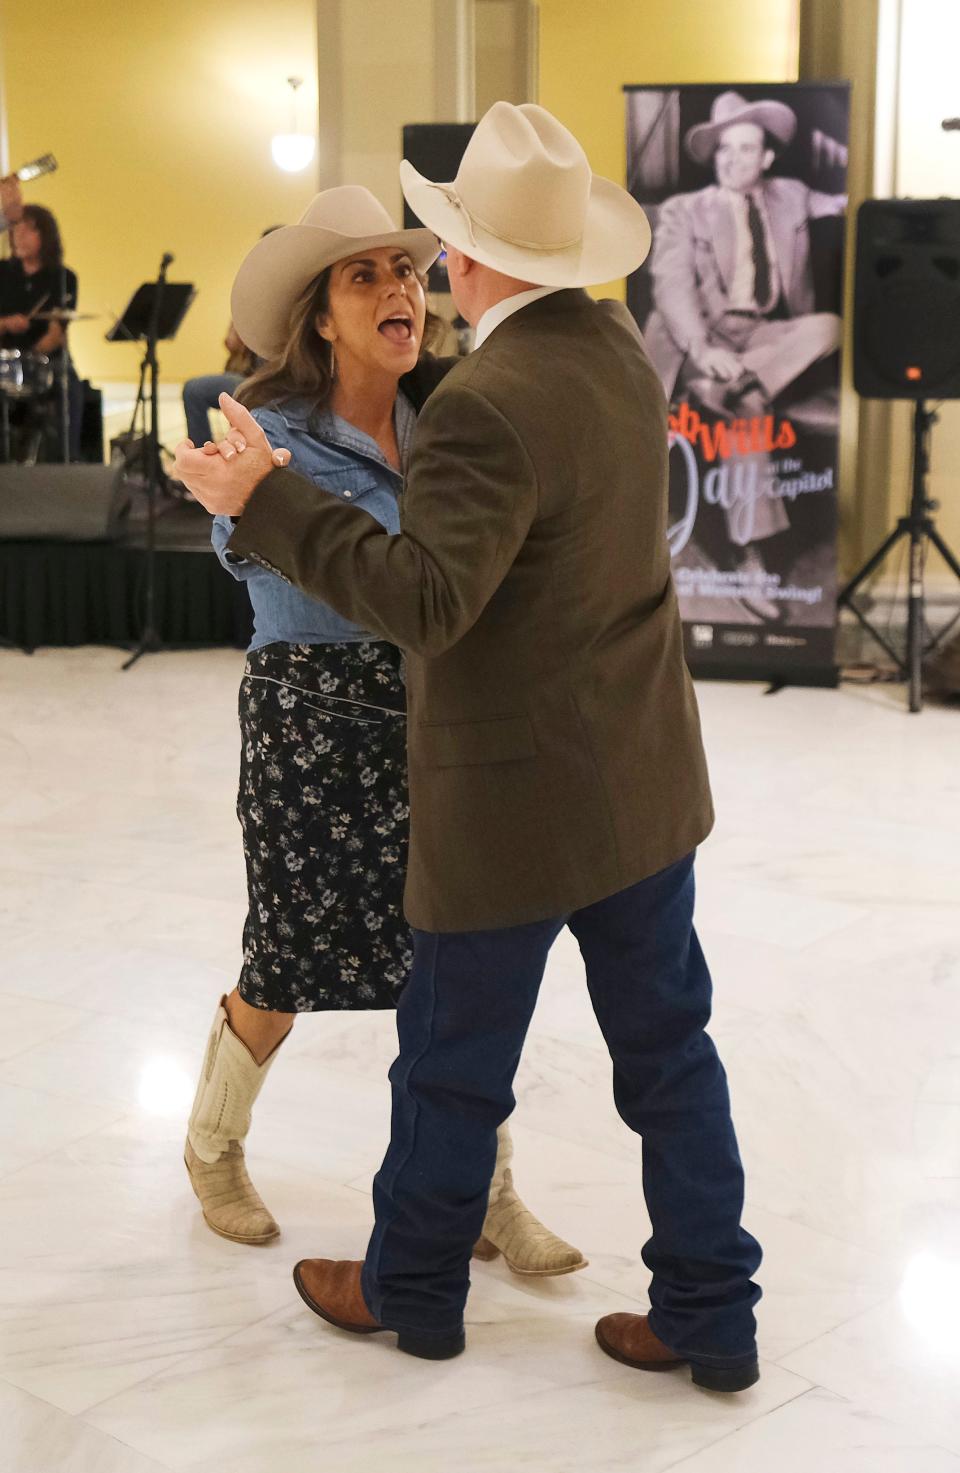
[236,641,412,1012]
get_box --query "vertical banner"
[625,83,850,682]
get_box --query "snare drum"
[0,348,54,399]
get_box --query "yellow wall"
[537,0,800,297]
[0,0,318,386]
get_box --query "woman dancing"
[184,187,585,1279]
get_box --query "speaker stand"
[838,400,960,712]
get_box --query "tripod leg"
[927,528,960,585]
[844,600,907,672]
[122,291,166,669]
[838,523,907,607]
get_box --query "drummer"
[0,204,78,353]
[0,204,83,456]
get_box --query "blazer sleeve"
[227,382,538,658]
[649,194,710,356]
[210,406,292,579]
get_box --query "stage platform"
[0,500,253,652]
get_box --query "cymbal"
[32,309,99,321]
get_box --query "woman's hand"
[173,393,291,515]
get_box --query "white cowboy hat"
[230,185,440,360]
[400,102,651,287]
[685,91,797,167]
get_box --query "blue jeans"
[182,372,243,448]
[361,853,762,1366]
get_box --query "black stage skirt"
[236,641,411,1011]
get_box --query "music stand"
[108,268,195,669]
[106,282,195,345]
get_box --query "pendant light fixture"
[271,76,316,173]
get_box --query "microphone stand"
[56,263,70,462]
[122,250,172,670]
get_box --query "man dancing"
[177,101,763,1394]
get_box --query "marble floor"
[0,646,958,1472]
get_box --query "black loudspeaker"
[854,198,960,399]
[0,463,129,541]
[402,123,476,290]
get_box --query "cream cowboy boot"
[474,1122,587,1276]
[184,997,287,1245]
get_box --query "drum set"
[0,308,97,464]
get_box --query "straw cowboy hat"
[400,102,652,287]
[685,90,797,167]
[230,185,440,360]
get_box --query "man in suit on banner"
[644,91,846,610]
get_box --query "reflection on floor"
[1,646,958,1472]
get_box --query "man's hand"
[0,176,23,224]
[811,129,849,173]
[1,313,31,335]
[173,393,291,515]
[694,344,742,382]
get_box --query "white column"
[873,0,902,195]
[315,0,343,190]
[435,0,476,122]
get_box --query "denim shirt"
[211,392,416,652]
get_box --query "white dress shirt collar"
[473,285,563,350]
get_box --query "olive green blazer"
[229,289,713,933]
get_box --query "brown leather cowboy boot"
[292,1258,465,1361]
[595,1313,760,1393]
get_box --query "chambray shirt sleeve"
[209,407,292,580]
[210,514,254,579]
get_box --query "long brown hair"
[19,204,63,270]
[237,268,444,417]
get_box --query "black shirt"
[0,259,78,352]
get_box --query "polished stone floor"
[1,645,958,1472]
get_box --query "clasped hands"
[173,393,292,515]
